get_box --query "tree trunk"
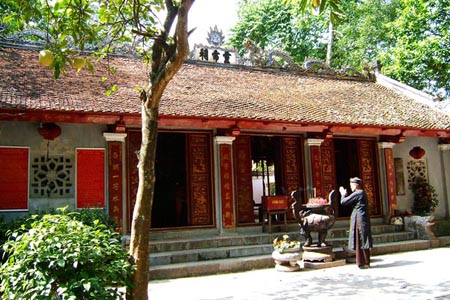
[326,20,334,66]
[126,1,193,299]
[126,96,158,299]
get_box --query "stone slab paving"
[148,246,450,300]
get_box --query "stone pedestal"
[300,245,345,269]
[302,246,334,262]
[272,250,302,272]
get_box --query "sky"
[187,0,240,46]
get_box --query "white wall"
[393,136,449,218]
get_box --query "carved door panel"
[126,129,140,232]
[357,139,382,216]
[233,135,255,224]
[186,133,213,226]
[126,130,213,229]
[321,139,337,197]
[280,136,304,218]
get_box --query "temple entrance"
[234,135,305,225]
[334,139,360,217]
[251,136,283,200]
[126,130,213,230]
[152,133,188,228]
[332,138,382,218]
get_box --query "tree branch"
[149,0,193,109]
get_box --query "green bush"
[0,209,134,299]
[0,208,118,264]
[75,207,118,231]
[412,177,439,216]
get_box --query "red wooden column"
[215,136,236,230]
[305,138,324,198]
[378,142,397,217]
[103,132,127,233]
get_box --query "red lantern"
[38,123,61,140]
[409,146,425,159]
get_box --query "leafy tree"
[285,0,344,64]
[1,0,194,299]
[229,0,328,63]
[230,0,448,99]
[332,0,401,69]
[379,0,450,99]
[0,210,133,299]
[229,0,344,65]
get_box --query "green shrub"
[0,208,118,264]
[412,177,439,216]
[75,207,118,231]
[0,209,134,299]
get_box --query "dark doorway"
[334,139,360,217]
[152,133,188,228]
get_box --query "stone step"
[149,230,416,266]
[149,239,433,280]
[148,224,406,253]
[151,244,273,266]
[150,254,274,280]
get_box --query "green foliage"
[0,208,118,262]
[283,0,344,25]
[0,209,133,299]
[229,0,327,61]
[411,177,439,216]
[332,0,401,69]
[76,207,119,230]
[379,0,450,99]
[230,0,449,99]
[1,0,165,78]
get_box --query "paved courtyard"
[148,247,450,300]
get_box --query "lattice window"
[31,156,73,197]
[406,159,428,189]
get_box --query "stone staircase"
[147,221,434,280]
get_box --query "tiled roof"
[1,45,450,131]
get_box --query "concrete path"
[148,247,450,300]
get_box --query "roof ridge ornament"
[242,38,371,80]
[206,25,225,47]
[0,22,138,56]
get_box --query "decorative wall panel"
[321,139,336,197]
[233,135,254,224]
[357,140,381,216]
[281,137,303,218]
[126,129,141,231]
[31,155,73,198]
[76,149,105,208]
[0,147,29,210]
[187,134,213,226]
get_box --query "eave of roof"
[1,44,450,138]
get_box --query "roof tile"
[1,46,449,130]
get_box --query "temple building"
[1,36,450,236]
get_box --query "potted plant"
[412,177,438,216]
[403,178,439,241]
[271,235,302,271]
[273,234,301,253]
